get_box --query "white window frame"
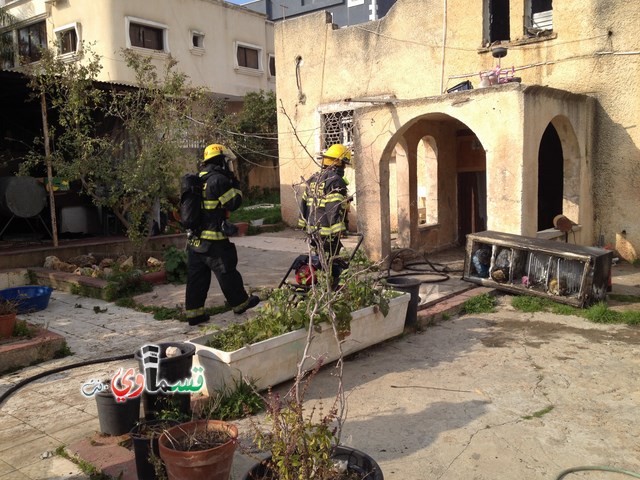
[234,41,263,76]
[125,16,169,54]
[190,29,205,55]
[53,22,80,59]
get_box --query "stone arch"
[376,112,486,254]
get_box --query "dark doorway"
[537,123,563,230]
[458,172,486,244]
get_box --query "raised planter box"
[188,293,409,395]
[0,324,66,374]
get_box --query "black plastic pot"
[130,419,180,480]
[95,390,141,436]
[385,276,422,328]
[134,342,196,420]
[243,445,384,480]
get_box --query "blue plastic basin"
[0,286,53,313]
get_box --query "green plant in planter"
[204,269,393,352]
[238,230,389,479]
[0,298,18,315]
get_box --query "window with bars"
[18,21,46,63]
[321,110,354,150]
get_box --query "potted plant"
[158,419,238,479]
[0,298,18,339]
[130,418,180,480]
[236,232,387,479]
[95,380,141,436]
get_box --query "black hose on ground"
[0,353,134,409]
[383,248,461,283]
[555,466,640,478]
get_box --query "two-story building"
[274,0,640,262]
[1,0,275,103]
[0,0,276,238]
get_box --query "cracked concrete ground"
[1,231,639,479]
[229,291,640,480]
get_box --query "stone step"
[30,267,108,300]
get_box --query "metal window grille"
[321,110,353,150]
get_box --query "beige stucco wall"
[6,0,275,100]
[275,0,640,260]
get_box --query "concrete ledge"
[67,434,137,480]
[30,268,108,299]
[0,268,29,290]
[0,324,66,374]
[415,287,496,328]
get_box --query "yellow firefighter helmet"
[322,144,352,167]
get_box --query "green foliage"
[163,246,188,284]
[205,271,392,352]
[522,405,554,420]
[103,270,152,301]
[461,293,496,314]
[197,379,265,421]
[53,342,73,359]
[252,368,340,480]
[231,205,282,225]
[194,90,278,191]
[22,45,202,250]
[510,295,640,325]
[583,302,620,324]
[245,187,280,205]
[511,295,555,313]
[12,320,34,338]
[157,397,191,423]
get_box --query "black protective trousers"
[185,240,249,318]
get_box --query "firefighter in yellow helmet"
[297,144,352,256]
[182,143,259,325]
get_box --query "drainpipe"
[440,0,447,94]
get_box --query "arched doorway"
[537,123,563,230]
[381,116,486,252]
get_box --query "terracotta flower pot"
[141,270,168,285]
[0,312,17,339]
[158,419,238,480]
[234,222,249,237]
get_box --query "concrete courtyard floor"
[1,230,639,479]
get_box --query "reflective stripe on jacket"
[198,164,243,241]
[298,167,348,236]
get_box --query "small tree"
[194,90,278,192]
[100,49,204,249]
[23,45,204,257]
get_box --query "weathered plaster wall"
[275,0,639,258]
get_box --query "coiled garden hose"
[555,466,640,479]
[384,248,456,283]
[0,353,134,409]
